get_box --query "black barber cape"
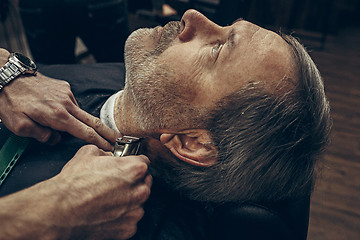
[0,63,211,240]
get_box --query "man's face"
[123,9,296,131]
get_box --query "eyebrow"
[227,18,243,50]
[228,29,236,49]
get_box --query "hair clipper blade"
[113,136,142,157]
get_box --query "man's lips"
[155,21,181,43]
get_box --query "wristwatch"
[0,52,37,90]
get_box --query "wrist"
[30,177,74,238]
[0,49,10,67]
[0,52,37,91]
[0,179,70,239]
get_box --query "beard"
[122,22,207,132]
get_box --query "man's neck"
[114,90,146,137]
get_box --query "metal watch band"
[0,61,23,90]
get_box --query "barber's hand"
[0,145,152,240]
[0,49,119,150]
[55,145,152,239]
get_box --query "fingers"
[56,148,152,239]
[120,156,152,208]
[75,144,112,157]
[117,155,151,183]
[70,106,121,142]
[63,82,79,107]
[2,113,62,144]
[11,117,51,142]
[113,208,145,240]
[144,173,153,188]
[121,154,150,165]
[62,145,112,170]
[30,102,119,150]
[131,181,152,207]
[21,115,62,145]
[33,106,118,150]
[65,117,114,151]
[1,74,119,149]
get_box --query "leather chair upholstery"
[211,196,310,240]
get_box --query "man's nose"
[178,9,223,42]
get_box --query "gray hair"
[152,34,331,204]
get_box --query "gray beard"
[122,23,206,132]
[123,28,159,131]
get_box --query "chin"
[125,28,157,61]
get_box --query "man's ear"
[160,130,218,167]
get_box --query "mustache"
[152,21,181,55]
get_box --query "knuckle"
[76,144,98,156]
[145,174,153,187]
[86,127,98,141]
[80,144,99,153]
[59,80,71,89]
[137,155,150,165]
[52,106,68,119]
[63,81,71,88]
[13,119,32,135]
[63,83,75,97]
[119,226,137,240]
[94,117,103,129]
[0,49,10,56]
[132,162,149,177]
[62,98,73,108]
[132,208,145,221]
[133,185,151,204]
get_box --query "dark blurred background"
[0,1,359,239]
[0,0,359,62]
[1,0,359,62]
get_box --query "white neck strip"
[100,90,123,133]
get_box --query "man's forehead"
[231,20,287,47]
[215,22,296,93]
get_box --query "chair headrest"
[210,195,311,240]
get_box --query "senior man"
[107,9,331,203]
[0,9,330,240]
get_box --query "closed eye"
[211,42,223,60]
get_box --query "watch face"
[14,53,36,69]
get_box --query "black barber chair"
[0,63,311,240]
[211,197,310,240]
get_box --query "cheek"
[155,53,201,101]
[156,41,222,106]
[152,60,197,103]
